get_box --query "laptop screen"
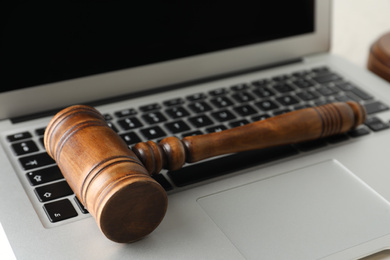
[1,1,314,93]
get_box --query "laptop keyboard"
[4,66,390,225]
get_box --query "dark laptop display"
[2,1,313,92]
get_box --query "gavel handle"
[133,101,366,175]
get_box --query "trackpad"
[197,160,390,259]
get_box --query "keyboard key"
[188,115,214,127]
[114,108,137,118]
[7,131,32,142]
[364,101,389,114]
[253,86,275,98]
[165,120,191,134]
[118,117,143,130]
[168,145,298,187]
[103,114,113,121]
[296,91,319,101]
[186,93,206,101]
[273,109,292,116]
[210,96,234,108]
[232,92,255,103]
[106,122,119,133]
[231,83,249,91]
[43,199,78,223]
[234,105,257,116]
[182,130,203,137]
[139,103,161,112]
[292,79,314,88]
[348,127,370,138]
[152,174,173,191]
[35,128,46,136]
[165,107,190,119]
[35,181,74,202]
[312,73,342,84]
[74,197,89,214]
[317,85,339,96]
[206,125,228,133]
[142,112,167,124]
[19,152,55,170]
[209,88,228,96]
[26,166,63,186]
[11,140,39,156]
[120,132,142,146]
[276,95,300,106]
[140,126,167,140]
[163,98,184,107]
[273,83,294,93]
[364,117,389,132]
[211,110,236,122]
[350,88,373,100]
[256,100,279,111]
[229,119,250,128]
[188,101,213,113]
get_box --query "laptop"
[2,0,390,259]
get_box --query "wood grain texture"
[45,101,366,243]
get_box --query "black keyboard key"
[165,120,191,134]
[74,197,89,214]
[165,107,190,119]
[182,130,203,137]
[142,112,167,124]
[232,92,255,103]
[11,140,39,156]
[276,95,300,106]
[252,114,270,121]
[140,126,167,140]
[364,117,389,132]
[118,117,143,130]
[348,127,370,138]
[273,83,294,93]
[210,96,234,108]
[103,114,113,121]
[120,132,142,146]
[229,119,250,128]
[317,85,339,96]
[35,128,46,136]
[350,88,373,100]
[206,125,228,133]
[26,166,63,186]
[19,152,55,170]
[256,100,279,111]
[292,79,314,88]
[273,109,292,116]
[233,105,257,116]
[188,101,213,113]
[152,174,173,191]
[168,145,298,187]
[114,108,137,118]
[106,122,119,133]
[163,98,184,107]
[35,181,74,202]
[7,131,32,142]
[186,93,206,101]
[253,86,275,98]
[296,91,319,101]
[364,101,389,114]
[209,88,228,96]
[43,199,78,223]
[252,79,271,87]
[188,115,214,127]
[231,83,249,91]
[139,103,161,112]
[312,73,342,84]
[211,110,236,122]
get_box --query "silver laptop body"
[2,1,390,259]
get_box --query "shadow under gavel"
[44,101,366,243]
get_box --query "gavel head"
[44,105,168,243]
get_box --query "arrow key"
[34,181,73,202]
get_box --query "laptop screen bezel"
[0,0,330,120]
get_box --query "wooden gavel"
[44,101,366,243]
